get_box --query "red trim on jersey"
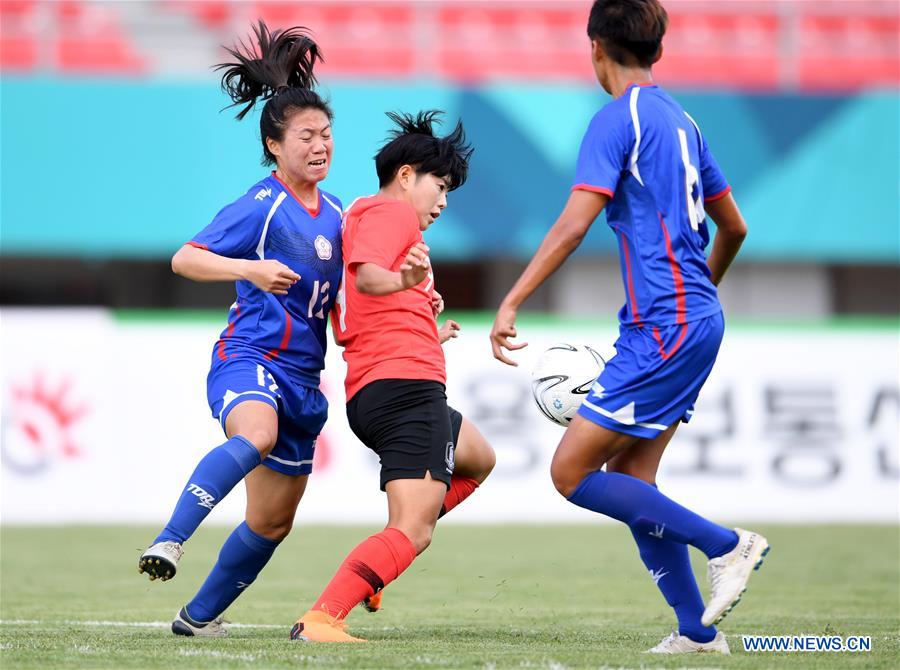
[572,184,614,198]
[263,307,293,361]
[186,241,208,250]
[271,171,320,217]
[620,236,642,325]
[704,186,732,203]
[625,81,655,88]
[652,324,689,361]
[658,213,687,325]
[216,304,241,361]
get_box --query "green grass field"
[1,524,898,669]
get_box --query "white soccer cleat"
[171,607,228,637]
[138,541,184,582]
[702,527,770,626]
[646,631,730,654]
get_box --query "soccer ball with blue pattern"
[531,343,606,427]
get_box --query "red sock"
[439,476,479,517]
[310,527,416,619]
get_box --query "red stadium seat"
[50,1,145,74]
[0,35,37,71]
[798,13,900,89]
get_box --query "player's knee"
[240,427,277,457]
[246,514,294,542]
[409,527,433,554]
[550,461,582,499]
[473,444,496,483]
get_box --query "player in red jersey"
[290,111,495,642]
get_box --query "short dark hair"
[587,0,668,68]
[215,20,333,166]
[375,111,474,191]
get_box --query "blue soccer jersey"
[189,172,343,387]
[573,83,731,328]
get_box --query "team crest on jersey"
[314,235,333,260]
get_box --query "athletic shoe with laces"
[646,631,730,654]
[290,609,366,643]
[362,590,382,613]
[171,607,228,637]
[702,527,770,626]
[138,541,183,581]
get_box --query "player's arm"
[704,192,747,286]
[355,242,430,296]
[490,189,609,366]
[171,244,299,295]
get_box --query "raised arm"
[355,242,430,296]
[704,193,748,286]
[490,189,609,365]
[171,244,299,295]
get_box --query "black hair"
[375,111,473,191]
[214,20,333,166]
[587,0,668,68]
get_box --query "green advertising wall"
[2,77,897,262]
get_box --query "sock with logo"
[154,435,261,545]
[629,484,716,643]
[308,528,417,619]
[438,477,479,517]
[567,470,738,559]
[184,521,280,623]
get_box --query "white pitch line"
[0,619,283,629]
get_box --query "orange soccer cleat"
[290,609,366,643]
[362,590,383,613]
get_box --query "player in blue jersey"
[137,21,343,638]
[490,0,768,655]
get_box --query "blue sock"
[568,471,738,558]
[184,522,280,623]
[631,521,717,643]
[155,435,261,544]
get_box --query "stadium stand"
[1,1,896,88]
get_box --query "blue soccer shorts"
[207,355,328,476]
[578,311,725,439]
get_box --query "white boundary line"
[0,619,283,629]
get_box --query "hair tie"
[275,84,290,95]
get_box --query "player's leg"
[292,380,449,642]
[606,425,725,652]
[555,415,739,556]
[363,409,493,614]
[139,399,276,581]
[440,412,495,517]
[173,468,308,636]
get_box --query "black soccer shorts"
[346,379,463,491]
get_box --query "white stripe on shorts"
[266,454,314,467]
[582,399,669,431]
[219,390,278,426]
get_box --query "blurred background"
[1,0,898,526]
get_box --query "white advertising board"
[1,309,897,524]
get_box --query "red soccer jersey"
[332,195,445,401]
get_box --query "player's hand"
[432,290,445,317]
[490,303,528,366]
[243,259,300,295]
[438,319,460,344]
[399,242,430,289]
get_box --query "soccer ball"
[531,343,606,427]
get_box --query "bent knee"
[473,446,496,483]
[550,461,586,500]
[246,516,293,542]
[392,524,433,555]
[239,428,278,457]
